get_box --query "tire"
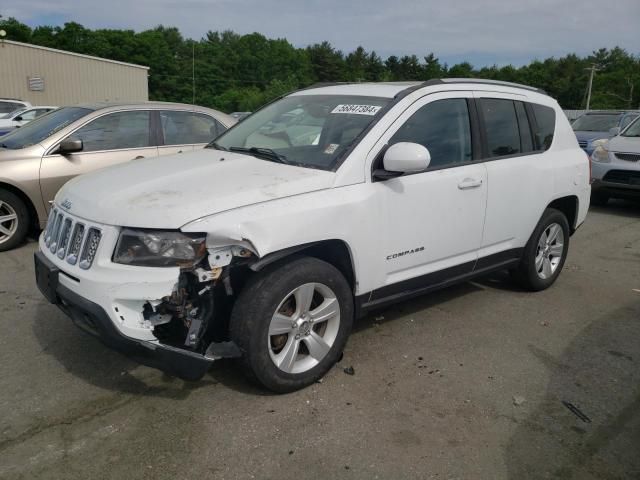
[590,192,609,207]
[0,189,29,252]
[511,208,570,292]
[230,256,354,393]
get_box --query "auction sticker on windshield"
[331,104,382,115]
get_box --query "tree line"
[2,16,639,113]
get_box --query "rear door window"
[479,98,521,157]
[514,102,534,153]
[160,111,221,145]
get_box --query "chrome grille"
[79,228,102,270]
[44,209,101,269]
[66,223,85,265]
[48,213,64,252]
[57,219,72,258]
[44,208,57,243]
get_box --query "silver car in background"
[590,116,640,205]
[0,102,235,251]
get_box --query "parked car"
[0,99,31,115]
[0,106,58,136]
[572,110,639,155]
[590,116,640,205]
[0,102,235,251]
[34,79,589,392]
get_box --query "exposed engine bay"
[141,246,255,358]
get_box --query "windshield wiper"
[229,146,290,165]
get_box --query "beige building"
[0,40,148,105]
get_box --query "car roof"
[69,101,235,126]
[76,101,215,111]
[290,78,552,100]
[291,82,422,98]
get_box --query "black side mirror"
[59,138,83,154]
[14,116,23,122]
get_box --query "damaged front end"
[114,229,257,363]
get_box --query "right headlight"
[591,144,611,163]
[113,228,207,268]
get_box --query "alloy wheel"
[0,201,18,246]
[268,282,341,374]
[535,222,564,279]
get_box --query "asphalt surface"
[1,202,639,480]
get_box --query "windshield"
[211,94,390,170]
[572,114,620,132]
[0,107,92,150]
[621,117,640,137]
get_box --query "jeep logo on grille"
[61,199,72,211]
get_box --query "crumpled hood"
[56,149,335,228]
[607,135,640,154]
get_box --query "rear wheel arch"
[546,195,578,233]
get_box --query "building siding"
[0,40,148,105]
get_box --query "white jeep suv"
[35,79,590,392]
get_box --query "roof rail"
[422,78,547,95]
[297,82,354,91]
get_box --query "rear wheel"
[0,189,29,252]
[230,256,353,393]
[511,208,570,291]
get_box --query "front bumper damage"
[34,250,241,380]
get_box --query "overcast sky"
[5,0,640,67]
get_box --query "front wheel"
[0,189,30,252]
[230,256,353,393]
[511,208,570,291]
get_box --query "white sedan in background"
[0,106,58,135]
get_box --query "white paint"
[41,80,590,342]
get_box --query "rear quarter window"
[530,104,556,151]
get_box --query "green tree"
[306,41,345,82]
[3,16,639,111]
[0,16,31,41]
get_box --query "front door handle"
[458,178,483,190]
[133,155,145,160]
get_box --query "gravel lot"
[0,202,639,480]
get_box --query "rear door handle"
[133,155,145,160]
[458,178,483,190]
